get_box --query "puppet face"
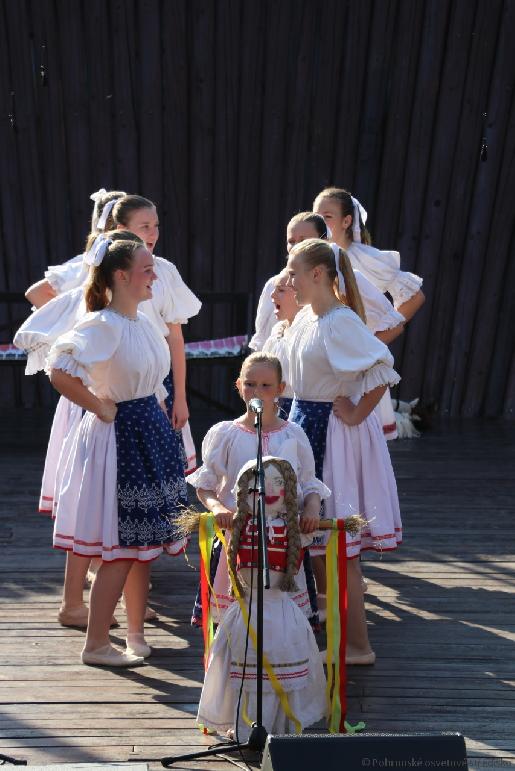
[246,464,286,517]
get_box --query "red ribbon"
[337,520,348,731]
[200,556,210,670]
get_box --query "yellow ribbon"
[325,522,342,731]
[214,523,302,734]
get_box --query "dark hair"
[288,211,329,239]
[84,230,144,312]
[313,187,372,245]
[91,190,126,233]
[113,195,156,227]
[290,238,366,323]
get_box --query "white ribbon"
[83,235,112,267]
[331,242,346,293]
[351,196,368,243]
[96,198,117,232]
[90,187,107,203]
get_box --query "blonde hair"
[239,351,283,384]
[290,238,366,323]
[84,230,144,312]
[228,458,302,596]
[273,268,290,286]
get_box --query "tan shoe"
[81,644,144,668]
[144,606,158,621]
[126,634,152,658]
[58,605,118,628]
[346,651,376,666]
[58,605,89,628]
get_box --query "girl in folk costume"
[286,239,402,665]
[197,457,327,739]
[253,212,405,438]
[46,235,188,667]
[24,191,201,462]
[17,192,127,522]
[188,351,327,626]
[15,194,201,629]
[262,269,300,419]
[313,187,425,320]
[313,188,426,438]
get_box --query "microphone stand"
[162,403,270,767]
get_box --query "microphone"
[249,398,263,414]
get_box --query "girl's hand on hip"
[96,398,118,423]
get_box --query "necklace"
[106,306,139,321]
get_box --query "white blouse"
[262,320,294,398]
[46,253,201,328]
[287,305,400,403]
[188,419,330,512]
[248,275,277,351]
[15,256,202,374]
[347,242,423,309]
[14,287,86,375]
[251,268,403,350]
[46,309,170,403]
[45,255,87,294]
[354,271,405,334]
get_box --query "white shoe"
[81,644,144,668]
[126,634,152,658]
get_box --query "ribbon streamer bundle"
[178,511,366,734]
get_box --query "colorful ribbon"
[197,513,216,669]
[326,519,348,732]
[214,523,302,734]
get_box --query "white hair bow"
[351,196,368,242]
[96,198,117,231]
[330,242,346,292]
[90,188,107,203]
[83,235,112,267]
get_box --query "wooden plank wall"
[0,0,514,416]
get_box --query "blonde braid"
[228,467,255,597]
[274,460,301,593]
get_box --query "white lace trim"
[118,476,187,514]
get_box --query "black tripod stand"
[161,398,270,766]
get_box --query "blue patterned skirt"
[288,399,333,479]
[115,394,188,551]
[289,398,333,560]
[163,372,188,471]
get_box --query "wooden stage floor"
[0,410,514,769]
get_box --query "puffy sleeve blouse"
[45,255,88,295]
[354,271,406,334]
[347,242,423,310]
[188,419,330,511]
[45,309,171,403]
[14,287,86,374]
[288,305,400,403]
